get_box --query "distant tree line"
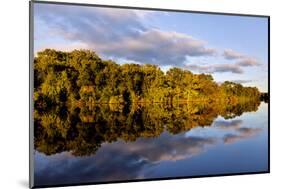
[34,49,261,109]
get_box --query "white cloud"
[34,4,262,73]
[223,49,261,67]
[223,49,244,60]
[185,63,243,74]
[237,57,261,67]
[35,4,216,67]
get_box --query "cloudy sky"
[34,3,268,92]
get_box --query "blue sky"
[34,3,268,92]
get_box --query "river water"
[34,102,268,186]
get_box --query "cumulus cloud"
[185,63,243,74]
[237,57,261,67]
[223,49,261,67]
[34,3,263,75]
[99,29,216,66]
[34,4,216,67]
[223,49,244,60]
[186,48,261,74]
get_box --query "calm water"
[34,102,268,186]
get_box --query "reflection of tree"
[34,99,260,156]
[219,100,260,119]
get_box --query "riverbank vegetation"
[34,49,261,110]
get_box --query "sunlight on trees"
[34,49,261,108]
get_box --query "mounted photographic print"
[29,1,270,188]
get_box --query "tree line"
[34,49,261,109]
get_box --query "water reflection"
[35,134,217,185]
[34,100,260,156]
[34,100,268,186]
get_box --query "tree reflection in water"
[34,100,261,156]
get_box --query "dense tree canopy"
[34,49,261,109]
